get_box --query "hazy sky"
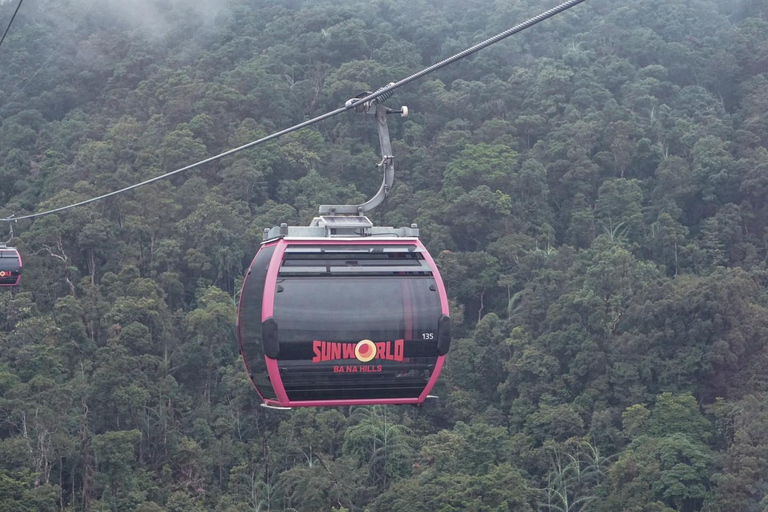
[0,0,230,31]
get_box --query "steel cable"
[1,0,587,223]
[0,0,23,51]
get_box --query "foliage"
[1,0,767,509]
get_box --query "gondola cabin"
[0,246,22,287]
[237,222,450,408]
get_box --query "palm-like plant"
[342,406,415,485]
[539,440,614,512]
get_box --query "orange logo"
[0,271,7,277]
[355,340,376,362]
[312,339,404,363]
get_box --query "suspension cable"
[0,0,24,52]
[0,0,587,223]
[0,0,102,116]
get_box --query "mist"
[93,0,232,35]
[2,0,233,44]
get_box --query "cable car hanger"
[0,0,588,225]
[240,94,449,409]
[319,88,405,217]
[266,91,413,241]
[2,221,15,246]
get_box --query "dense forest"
[1,0,768,510]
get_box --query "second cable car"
[237,97,451,408]
[0,246,22,287]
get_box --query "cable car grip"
[2,219,16,246]
[319,92,403,217]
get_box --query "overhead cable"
[0,0,101,116]
[0,0,587,223]
[0,0,24,52]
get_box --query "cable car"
[0,246,22,287]
[238,232,450,408]
[237,99,451,408]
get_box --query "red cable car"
[0,246,22,287]
[237,99,451,408]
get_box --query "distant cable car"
[0,246,22,287]
[237,98,451,408]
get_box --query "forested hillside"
[1,0,768,510]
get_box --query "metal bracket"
[266,89,413,240]
[344,82,396,112]
[319,102,405,216]
[260,403,292,411]
[2,221,14,246]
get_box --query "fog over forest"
[1,0,768,510]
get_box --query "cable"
[0,0,101,116]
[0,0,587,223]
[0,0,24,52]
[2,105,353,222]
[2,0,587,222]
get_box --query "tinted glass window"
[274,276,442,345]
[238,245,276,399]
[0,251,20,271]
[273,275,443,401]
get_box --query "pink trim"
[261,240,287,319]
[419,354,445,401]
[260,240,290,403]
[15,249,22,287]
[417,240,450,315]
[416,243,449,399]
[279,238,418,246]
[237,246,269,402]
[266,397,422,408]
[265,357,290,403]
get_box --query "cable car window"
[0,254,19,271]
[238,245,277,399]
[273,276,441,346]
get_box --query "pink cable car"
[0,246,22,287]
[237,99,451,408]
